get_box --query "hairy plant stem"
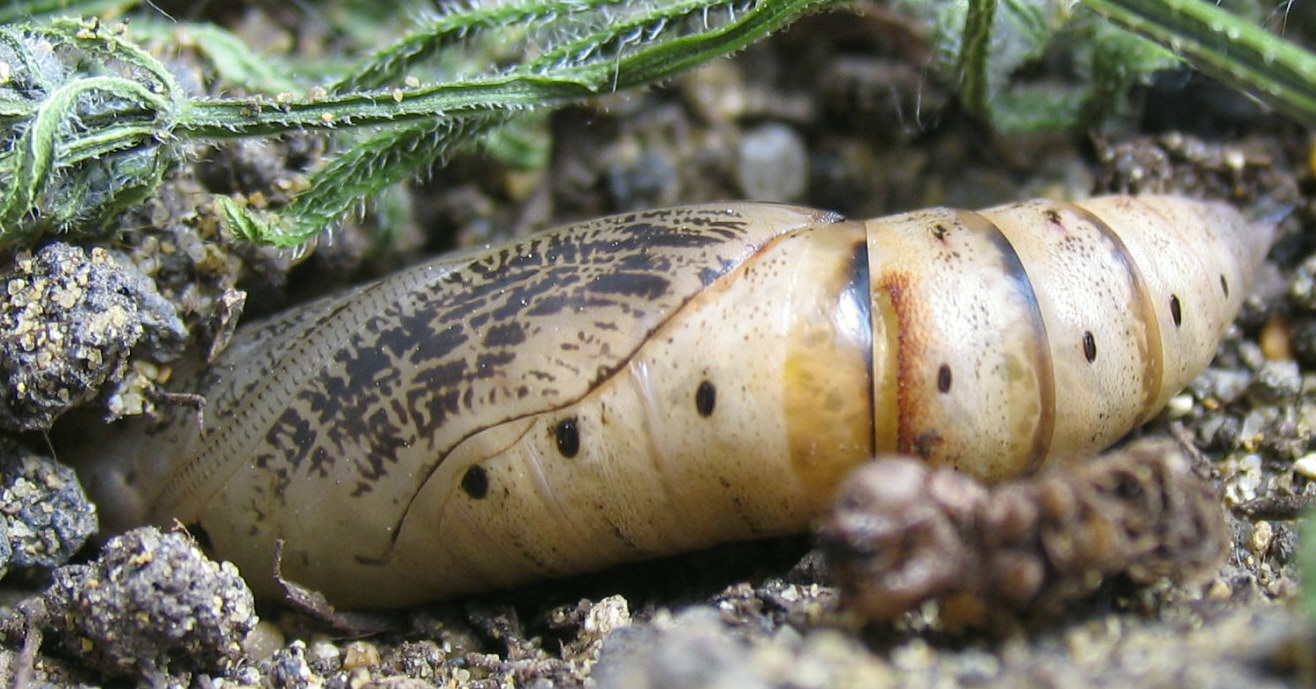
[1082,0,1316,126]
[2,0,1313,247]
[210,0,850,245]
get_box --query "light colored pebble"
[241,621,286,660]
[1293,453,1316,480]
[737,122,809,201]
[1249,520,1274,557]
[584,594,632,636]
[1164,393,1195,419]
[342,640,381,671]
[308,637,341,665]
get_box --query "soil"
[3,5,1316,688]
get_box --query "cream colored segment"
[571,224,873,532]
[978,200,1157,458]
[782,222,875,504]
[869,287,899,457]
[864,208,1050,481]
[1079,196,1266,415]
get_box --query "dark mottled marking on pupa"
[199,290,372,419]
[586,272,672,300]
[474,352,516,378]
[481,322,526,348]
[262,411,317,475]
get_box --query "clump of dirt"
[0,243,186,429]
[37,528,254,680]
[0,438,95,576]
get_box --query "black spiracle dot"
[1082,331,1097,363]
[1169,294,1182,327]
[695,380,716,417]
[937,364,952,393]
[555,417,580,458]
[461,465,489,499]
[1220,274,1230,298]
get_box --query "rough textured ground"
[1,6,1315,688]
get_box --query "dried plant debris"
[36,527,256,679]
[0,243,188,430]
[0,439,95,576]
[820,438,1228,626]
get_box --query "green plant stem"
[181,0,848,140]
[0,0,132,24]
[213,0,852,245]
[1081,0,1316,126]
[958,0,998,119]
[337,0,631,91]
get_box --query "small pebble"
[737,122,809,201]
[584,594,631,636]
[1237,341,1268,373]
[593,607,768,689]
[342,640,381,671]
[1222,453,1264,504]
[265,640,314,687]
[1259,315,1294,361]
[242,621,286,661]
[1287,254,1316,311]
[1164,393,1195,419]
[1192,369,1253,405]
[1249,521,1274,557]
[1292,453,1316,480]
[1238,409,1270,447]
[891,638,936,672]
[307,637,342,666]
[605,140,677,209]
[1248,360,1302,403]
